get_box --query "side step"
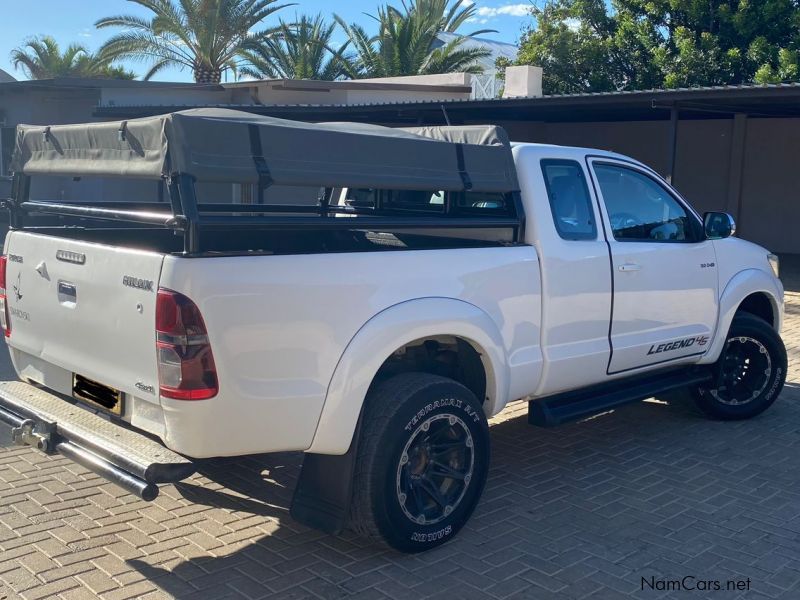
[528,367,712,427]
[0,381,195,500]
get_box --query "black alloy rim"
[396,413,474,525]
[709,336,772,406]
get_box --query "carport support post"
[666,104,679,185]
[726,113,748,232]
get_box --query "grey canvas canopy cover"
[11,108,519,193]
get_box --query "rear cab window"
[540,160,597,240]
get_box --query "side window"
[594,164,698,242]
[541,160,597,240]
[344,189,445,213]
[340,189,513,216]
[452,191,508,213]
[384,190,445,213]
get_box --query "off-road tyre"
[349,372,490,553]
[693,313,787,420]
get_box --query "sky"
[0,0,533,82]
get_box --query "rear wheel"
[349,373,490,553]
[693,313,786,420]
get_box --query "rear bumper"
[0,381,195,501]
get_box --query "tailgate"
[4,231,164,405]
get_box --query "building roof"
[0,75,472,112]
[0,75,472,94]
[93,82,800,124]
[0,76,222,91]
[226,77,472,93]
[5,73,799,125]
[0,69,15,84]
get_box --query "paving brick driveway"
[2,262,800,600]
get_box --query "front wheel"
[349,373,490,553]
[693,313,787,420]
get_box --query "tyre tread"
[348,372,480,545]
[695,312,787,420]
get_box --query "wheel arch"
[306,297,510,455]
[698,268,784,365]
[736,291,779,329]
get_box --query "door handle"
[618,263,642,272]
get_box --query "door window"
[594,164,699,242]
[541,160,597,240]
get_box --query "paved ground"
[2,263,800,600]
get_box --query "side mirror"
[704,212,736,240]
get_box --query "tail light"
[0,256,10,337]
[155,288,218,400]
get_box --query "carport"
[97,83,800,254]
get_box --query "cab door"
[588,158,718,374]
[514,146,613,397]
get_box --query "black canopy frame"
[5,172,525,255]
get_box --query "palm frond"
[95,0,293,82]
[142,58,173,80]
[95,15,153,30]
[9,34,134,80]
[339,0,494,78]
[240,13,352,80]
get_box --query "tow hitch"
[0,381,195,501]
[9,418,56,452]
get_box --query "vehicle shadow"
[122,383,800,599]
[174,453,302,520]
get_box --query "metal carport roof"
[92,83,800,124]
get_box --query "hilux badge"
[122,276,154,292]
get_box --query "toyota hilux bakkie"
[0,109,785,552]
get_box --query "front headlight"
[768,253,780,278]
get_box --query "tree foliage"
[10,36,135,80]
[95,0,292,83]
[16,0,496,84]
[337,0,495,78]
[240,14,351,80]
[512,0,800,93]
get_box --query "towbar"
[0,381,194,501]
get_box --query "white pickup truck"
[0,109,785,553]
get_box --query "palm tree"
[240,14,352,80]
[10,36,136,80]
[336,0,494,78]
[95,0,293,83]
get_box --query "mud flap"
[290,427,360,535]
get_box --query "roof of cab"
[511,141,645,165]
